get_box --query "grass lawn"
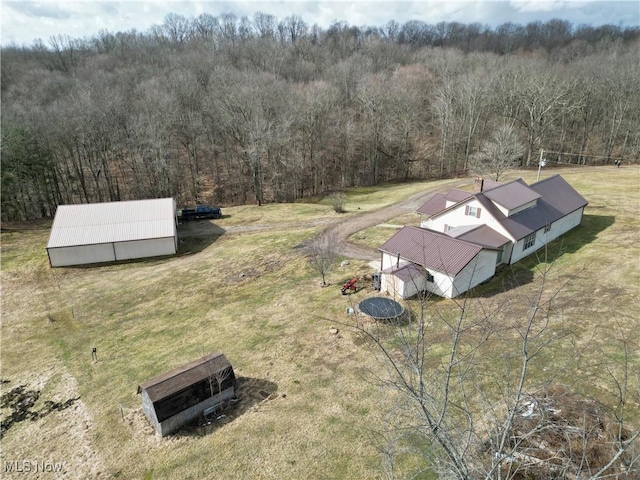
[1,166,638,479]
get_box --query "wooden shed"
[46,198,177,267]
[137,352,236,437]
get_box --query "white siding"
[423,201,516,242]
[451,250,498,297]
[510,208,583,264]
[507,199,538,217]
[48,243,115,267]
[544,208,584,242]
[114,237,176,261]
[380,252,458,299]
[428,271,455,298]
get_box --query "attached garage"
[46,198,178,267]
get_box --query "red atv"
[341,277,358,295]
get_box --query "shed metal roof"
[380,226,483,276]
[138,352,233,403]
[47,198,176,249]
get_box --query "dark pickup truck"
[178,204,222,221]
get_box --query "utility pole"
[537,149,546,182]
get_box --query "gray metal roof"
[380,226,483,275]
[530,175,589,215]
[508,175,588,234]
[482,179,541,211]
[47,198,176,249]
[448,224,511,249]
[138,352,233,403]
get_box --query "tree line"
[1,13,639,220]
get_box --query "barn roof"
[380,226,483,276]
[46,198,176,249]
[137,352,233,403]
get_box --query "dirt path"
[180,178,472,262]
[182,166,606,262]
[317,178,472,261]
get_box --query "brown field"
[1,166,638,479]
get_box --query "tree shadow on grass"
[474,214,615,298]
[171,376,279,438]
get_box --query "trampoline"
[358,297,404,321]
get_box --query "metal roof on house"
[482,179,541,210]
[47,198,176,249]
[447,224,511,249]
[380,226,483,276]
[382,262,426,282]
[445,188,474,202]
[478,179,504,192]
[417,190,473,216]
[138,352,233,403]
[417,193,447,216]
[423,175,587,241]
[529,175,589,215]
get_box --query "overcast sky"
[1,1,639,47]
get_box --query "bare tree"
[306,233,338,286]
[347,258,639,479]
[469,124,524,181]
[327,192,347,213]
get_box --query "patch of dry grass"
[1,167,638,479]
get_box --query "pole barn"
[46,198,178,267]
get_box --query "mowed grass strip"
[1,166,638,479]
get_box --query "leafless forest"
[2,13,639,220]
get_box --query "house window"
[523,232,536,250]
[426,272,434,283]
[465,205,482,218]
[544,223,551,233]
[496,249,503,264]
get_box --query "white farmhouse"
[379,175,588,298]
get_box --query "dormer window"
[465,205,482,218]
